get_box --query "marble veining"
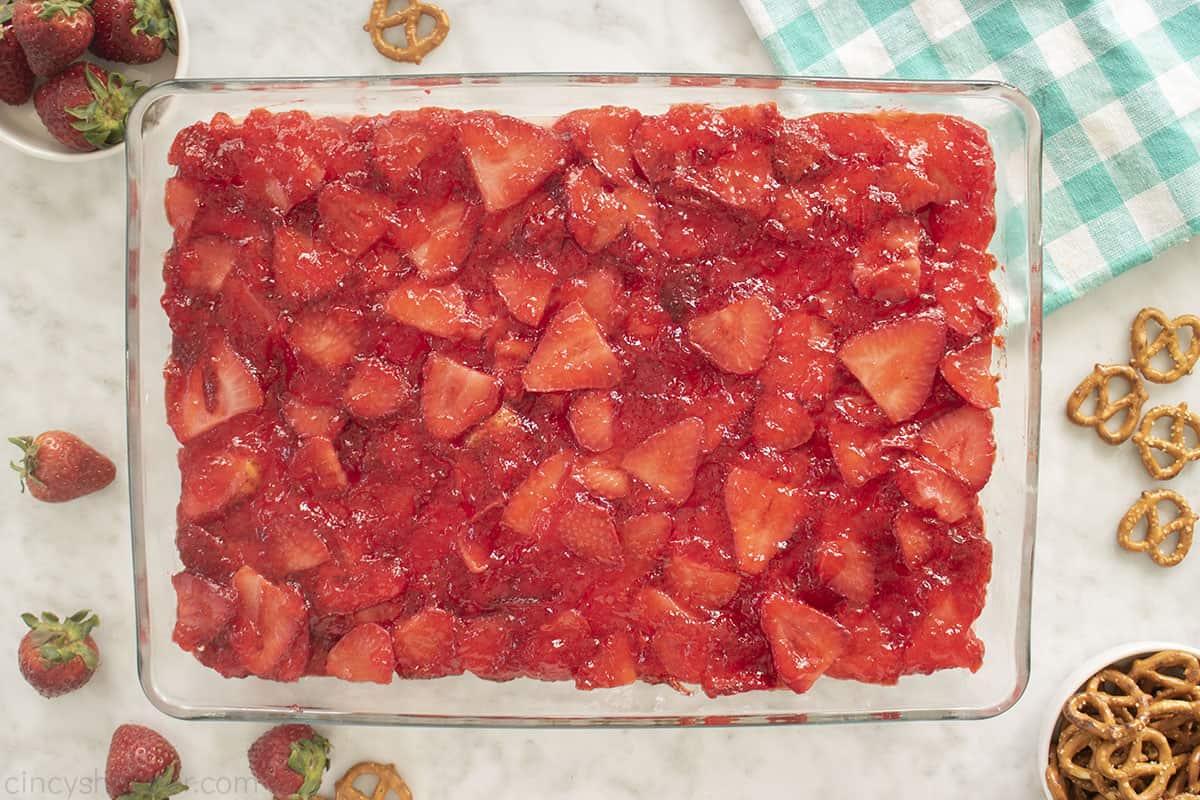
[2,0,1199,797]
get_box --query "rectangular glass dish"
[125,74,1042,727]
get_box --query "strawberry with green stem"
[33,61,145,151]
[105,724,187,800]
[11,0,94,77]
[248,724,332,800]
[0,2,35,105]
[90,0,175,64]
[18,610,101,697]
[10,429,116,500]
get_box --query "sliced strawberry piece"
[420,354,502,441]
[271,225,354,304]
[663,554,741,610]
[558,502,623,565]
[554,106,643,186]
[621,512,672,567]
[930,247,1000,337]
[772,117,832,181]
[326,622,395,684]
[166,337,265,443]
[893,456,974,524]
[752,393,815,451]
[568,391,616,452]
[286,306,363,372]
[522,609,594,681]
[634,586,699,629]
[687,295,776,375]
[491,255,557,327]
[371,109,457,191]
[384,279,482,341]
[288,437,349,497]
[838,312,947,423]
[905,587,984,674]
[343,357,410,421]
[815,532,876,605]
[575,631,638,690]
[388,196,480,281]
[574,457,630,499]
[456,614,516,680]
[174,235,239,293]
[621,417,704,505]
[501,451,573,538]
[826,605,903,685]
[172,572,236,651]
[179,448,263,521]
[725,466,805,575]
[282,398,345,439]
[263,514,332,574]
[523,302,621,392]
[565,165,628,253]
[302,559,408,616]
[460,112,568,212]
[760,312,838,401]
[686,145,778,218]
[827,417,892,488]
[649,617,712,685]
[760,592,849,694]
[893,508,935,570]
[317,182,392,257]
[392,608,460,678]
[940,338,999,409]
[177,524,236,579]
[697,386,756,453]
[229,566,308,677]
[916,406,996,490]
[850,216,924,304]
[557,268,623,333]
[164,176,203,240]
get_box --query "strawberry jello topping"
[162,103,1000,696]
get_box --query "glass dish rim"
[124,72,1044,728]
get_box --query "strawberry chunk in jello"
[163,103,1001,696]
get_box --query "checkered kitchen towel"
[738,0,1200,311]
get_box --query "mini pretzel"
[1066,671,1153,741]
[1131,307,1200,384]
[1133,652,1200,700]
[335,762,413,800]
[1118,490,1197,567]
[1067,364,1150,445]
[1058,723,1102,783]
[1133,404,1200,480]
[364,0,450,64]
[1092,727,1176,800]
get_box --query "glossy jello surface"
[161,102,1000,697]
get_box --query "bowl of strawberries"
[0,0,186,160]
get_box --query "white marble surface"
[2,0,1200,797]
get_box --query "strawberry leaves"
[67,67,147,148]
[286,733,332,800]
[21,609,100,668]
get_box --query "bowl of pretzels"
[1041,642,1200,800]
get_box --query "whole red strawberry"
[32,61,144,151]
[248,724,331,800]
[17,610,100,697]
[0,3,35,105]
[10,429,116,500]
[90,0,173,64]
[105,725,186,800]
[11,0,93,77]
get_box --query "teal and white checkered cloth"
[738,0,1200,311]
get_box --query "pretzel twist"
[1118,490,1198,567]
[1132,405,1200,481]
[1067,364,1150,445]
[1131,307,1200,384]
[364,0,450,64]
[335,762,414,800]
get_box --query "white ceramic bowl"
[0,0,187,162]
[1037,640,1200,800]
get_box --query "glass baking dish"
[124,74,1042,727]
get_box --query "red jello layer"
[162,103,999,696]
